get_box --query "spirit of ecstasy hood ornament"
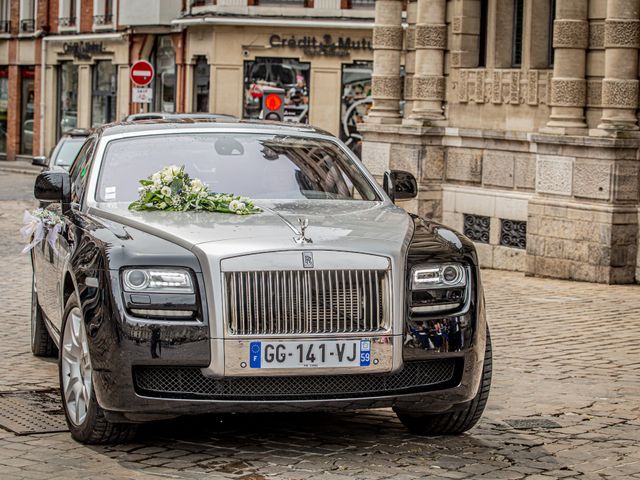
[293,217,313,244]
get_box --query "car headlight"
[411,263,466,290]
[122,268,194,294]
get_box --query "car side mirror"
[34,171,71,210]
[383,170,418,203]
[32,156,48,167]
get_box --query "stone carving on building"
[601,79,639,107]
[372,26,404,49]
[414,24,447,49]
[454,69,552,106]
[587,80,603,107]
[536,156,573,196]
[371,75,402,99]
[589,21,605,49]
[553,20,589,49]
[604,19,640,48]
[550,78,587,107]
[573,161,612,200]
[414,76,445,101]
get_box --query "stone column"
[403,0,418,121]
[598,0,640,130]
[367,0,403,124]
[545,0,588,131]
[409,0,446,123]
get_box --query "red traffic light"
[264,93,283,111]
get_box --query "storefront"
[42,33,130,154]
[184,25,373,142]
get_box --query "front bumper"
[88,271,486,422]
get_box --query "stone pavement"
[0,171,639,479]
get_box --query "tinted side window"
[69,137,96,204]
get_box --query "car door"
[45,137,97,333]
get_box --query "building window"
[59,0,78,29]
[511,0,524,67]
[0,68,7,153]
[91,61,117,127]
[350,0,375,8]
[478,0,489,67]
[340,61,372,152]
[192,56,210,113]
[20,67,35,155]
[259,0,306,6]
[0,0,10,33]
[58,62,78,138]
[243,57,310,122]
[19,0,36,33]
[500,219,526,249]
[548,0,556,67]
[152,36,176,113]
[93,0,114,27]
[190,0,214,6]
[463,214,490,244]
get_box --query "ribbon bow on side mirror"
[383,170,418,203]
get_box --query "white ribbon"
[20,210,46,254]
[20,210,63,255]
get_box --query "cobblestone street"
[0,170,639,479]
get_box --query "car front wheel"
[394,327,492,435]
[59,295,137,444]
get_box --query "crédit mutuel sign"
[62,42,105,60]
[269,34,372,57]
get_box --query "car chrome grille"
[133,360,458,401]
[225,270,388,335]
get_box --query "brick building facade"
[361,0,640,284]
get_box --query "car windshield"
[53,138,86,167]
[95,133,380,202]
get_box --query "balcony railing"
[59,16,77,28]
[93,14,113,26]
[0,20,10,33]
[19,18,35,33]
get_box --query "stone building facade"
[361,0,640,284]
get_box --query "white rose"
[191,178,206,192]
[151,173,161,183]
[161,186,172,197]
[229,200,246,212]
[171,165,182,176]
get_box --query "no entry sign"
[130,60,154,87]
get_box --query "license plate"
[249,339,371,369]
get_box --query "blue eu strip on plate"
[249,341,261,368]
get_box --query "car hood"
[90,200,413,258]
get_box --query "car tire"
[31,274,57,357]
[394,327,492,436]
[59,295,137,444]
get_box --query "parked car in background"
[30,119,490,444]
[125,112,236,122]
[32,129,91,171]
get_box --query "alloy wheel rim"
[61,307,92,426]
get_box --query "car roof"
[96,118,333,138]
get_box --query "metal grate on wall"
[500,219,527,249]
[463,214,490,244]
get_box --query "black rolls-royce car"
[30,120,490,444]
